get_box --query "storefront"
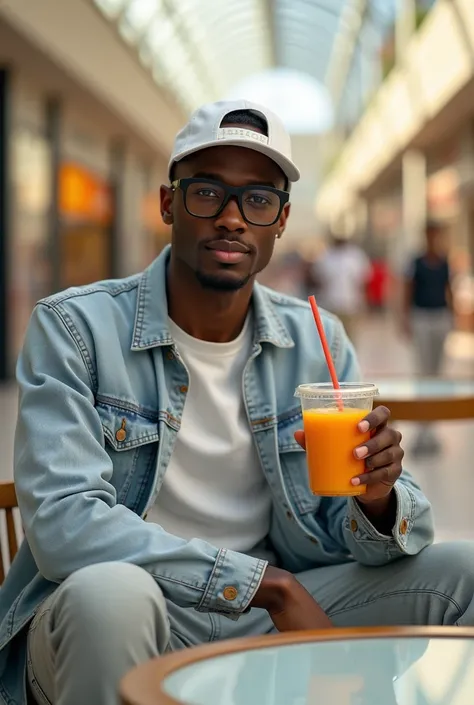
[0,68,170,380]
[58,161,114,288]
[7,75,54,378]
[0,69,8,380]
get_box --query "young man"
[0,101,473,705]
[311,234,371,343]
[403,220,452,373]
[403,221,453,454]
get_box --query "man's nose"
[214,197,247,232]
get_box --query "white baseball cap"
[169,99,300,184]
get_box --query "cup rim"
[294,382,379,401]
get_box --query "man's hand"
[294,405,403,503]
[294,405,403,533]
[250,566,332,631]
[350,405,403,503]
[350,405,403,533]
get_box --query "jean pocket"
[96,401,160,508]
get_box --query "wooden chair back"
[0,482,19,584]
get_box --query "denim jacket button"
[115,419,127,443]
[179,385,188,394]
[223,586,238,601]
[350,519,358,532]
[166,350,175,361]
[399,518,408,535]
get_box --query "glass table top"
[376,379,474,401]
[163,636,474,705]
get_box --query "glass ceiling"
[93,0,397,119]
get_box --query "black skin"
[160,131,290,344]
[295,408,403,534]
[160,126,404,631]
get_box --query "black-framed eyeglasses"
[171,177,290,227]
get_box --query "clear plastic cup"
[294,383,379,497]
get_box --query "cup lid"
[294,383,379,401]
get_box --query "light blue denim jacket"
[0,246,434,704]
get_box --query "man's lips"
[206,240,250,253]
[205,239,251,264]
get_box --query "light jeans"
[412,308,452,376]
[27,541,474,705]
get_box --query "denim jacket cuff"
[196,548,268,620]
[346,482,417,551]
[390,481,417,550]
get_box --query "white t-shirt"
[313,245,371,315]
[145,314,272,552]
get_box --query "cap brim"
[170,139,300,184]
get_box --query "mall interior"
[1,1,474,529]
[1,0,474,697]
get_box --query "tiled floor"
[1,313,473,542]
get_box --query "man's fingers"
[294,430,306,450]
[354,427,402,460]
[364,444,404,470]
[352,463,402,487]
[358,405,391,433]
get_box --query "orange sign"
[59,162,113,225]
[141,193,163,230]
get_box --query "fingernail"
[351,477,361,486]
[355,446,368,459]
[358,421,370,433]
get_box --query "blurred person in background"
[366,256,390,313]
[310,233,372,343]
[402,220,453,455]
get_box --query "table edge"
[374,396,474,421]
[120,626,474,705]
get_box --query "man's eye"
[247,194,271,206]
[196,189,219,198]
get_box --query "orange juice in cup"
[295,383,379,497]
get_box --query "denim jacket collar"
[131,245,294,351]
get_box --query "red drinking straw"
[308,295,344,411]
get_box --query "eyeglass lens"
[184,181,282,225]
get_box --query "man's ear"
[160,184,174,225]
[276,203,291,239]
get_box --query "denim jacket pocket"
[277,405,319,516]
[95,398,159,510]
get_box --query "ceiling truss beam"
[325,0,369,114]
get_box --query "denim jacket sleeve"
[14,303,267,619]
[324,318,435,565]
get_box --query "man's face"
[426,228,443,254]
[161,143,290,291]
